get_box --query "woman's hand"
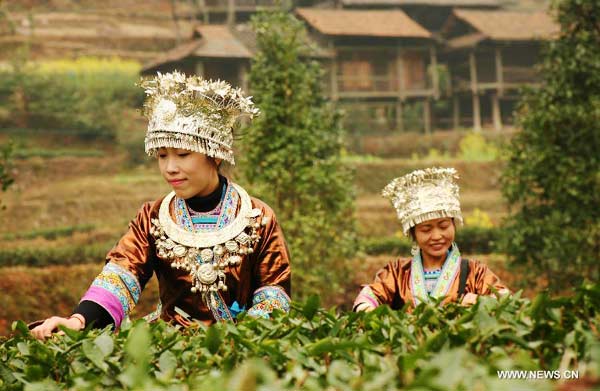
[460,293,478,306]
[354,302,376,312]
[30,315,85,340]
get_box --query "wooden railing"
[335,75,432,97]
[503,66,540,84]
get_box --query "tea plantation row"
[1,283,599,390]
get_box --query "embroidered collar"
[410,243,461,306]
[157,183,257,248]
[177,181,238,232]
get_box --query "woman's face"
[414,217,455,259]
[157,148,220,199]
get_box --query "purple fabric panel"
[80,286,125,328]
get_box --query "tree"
[242,11,357,301]
[501,0,600,289]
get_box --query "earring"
[411,244,420,257]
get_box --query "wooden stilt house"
[296,7,439,133]
[441,9,558,131]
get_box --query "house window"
[402,51,426,90]
[340,60,373,90]
[338,50,396,93]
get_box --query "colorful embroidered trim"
[207,291,234,322]
[247,285,291,318]
[187,182,227,230]
[411,243,461,307]
[353,286,380,310]
[424,269,442,294]
[216,183,239,228]
[175,181,239,233]
[174,182,241,322]
[143,301,163,323]
[81,262,141,328]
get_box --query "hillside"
[0,0,551,62]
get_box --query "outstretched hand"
[30,315,84,340]
[460,293,478,306]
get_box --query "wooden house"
[441,9,558,130]
[142,25,253,91]
[296,7,439,133]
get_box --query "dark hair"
[409,227,416,242]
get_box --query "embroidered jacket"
[354,256,509,311]
[80,184,291,328]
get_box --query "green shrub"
[0,241,112,267]
[1,283,599,389]
[243,11,357,300]
[501,0,600,290]
[0,57,143,140]
[12,148,104,159]
[458,132,499,161]
[0,224,95,241]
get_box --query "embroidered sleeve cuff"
[80,262,142,328]
[247,285,291,319]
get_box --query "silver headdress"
[140,71,259,165]
[382,167,463,236]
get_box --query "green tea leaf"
[204,325,222,355]
[303,295,320,321]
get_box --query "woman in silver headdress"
[353,167,509,312]
[30,72,291,339]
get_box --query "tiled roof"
[296,8,431,38]
[142,25,251,72]
[141,40,202,72]
[451,9,558,41]
[191,25,253,58]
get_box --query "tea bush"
[1,283,598,390]
[0,224,95,241]
[0,241,112,267]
